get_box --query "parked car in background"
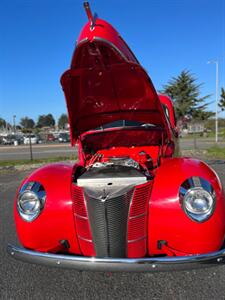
[0,136,13,145]
[23,134,39,145]
[58,132,70,143]
[0,135,16,145]
[47,133,56,142]
[13,135,24,145]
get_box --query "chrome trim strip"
[78,236,93,243]
[7,244,225,272]
[92,36,128,62]
[129,213,147,220]
[76,37,89,47]
[127,236,146,243]
[74,213,88,220]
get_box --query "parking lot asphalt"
[0,143,76,160]
[1,161,225,300]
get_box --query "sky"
[0,0,225,126]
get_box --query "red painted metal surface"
[76,19,138,64]
[158,94,177,129]
[61,17,171,145]
[127,182,152,258]
[149,158,225,256]
[80,128,165,151]
[15,163,81,254]
[72,185,95,256]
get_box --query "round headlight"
[18,191,40,213]
[180,177,216,222]
[17,182,46,222]
[184,187,213,214]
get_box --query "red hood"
[61,18,171,145]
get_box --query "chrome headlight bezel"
[180,177,216,223]
[17,182,46,222]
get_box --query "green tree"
[0,118,6,129]
[161,70,213,121]
[219,87,225,111]
[58,114,68,129]
[20,117,35,129]
[37,114,55,128]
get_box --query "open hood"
[61,3,170,145]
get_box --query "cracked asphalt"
[1,160,225,300]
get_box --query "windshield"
[96,120,157,130]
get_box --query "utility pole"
[29,134,33,161]
[13,115,16,134]
[207,60,219,143]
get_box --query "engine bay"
[78,157,147,186]
[76,155,154,201]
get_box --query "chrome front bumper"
[7,244,225,272]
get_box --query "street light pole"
[207,60,219,143]
[215,61,219,143]
[13,115,16,134]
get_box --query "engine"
[77,157,147,191]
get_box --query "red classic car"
[8,2,225,272]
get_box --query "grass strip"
[206,146,225,159]
[0,156,77,167]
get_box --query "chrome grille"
[73,180,152,258]
[85,188,134,257]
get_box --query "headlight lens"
[17,182,46,222]
[184,187,214,214]
[180,177,216,222]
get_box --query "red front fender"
[15,163,81,254]
[148,158,225,256]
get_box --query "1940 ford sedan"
[7,2,225,272]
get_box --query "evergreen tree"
[0,118,6,129]
[58,114,68,129]
[219,87,225,111]
[37,114,55,127]
[161,70,213,121]
[20,117,35,129]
